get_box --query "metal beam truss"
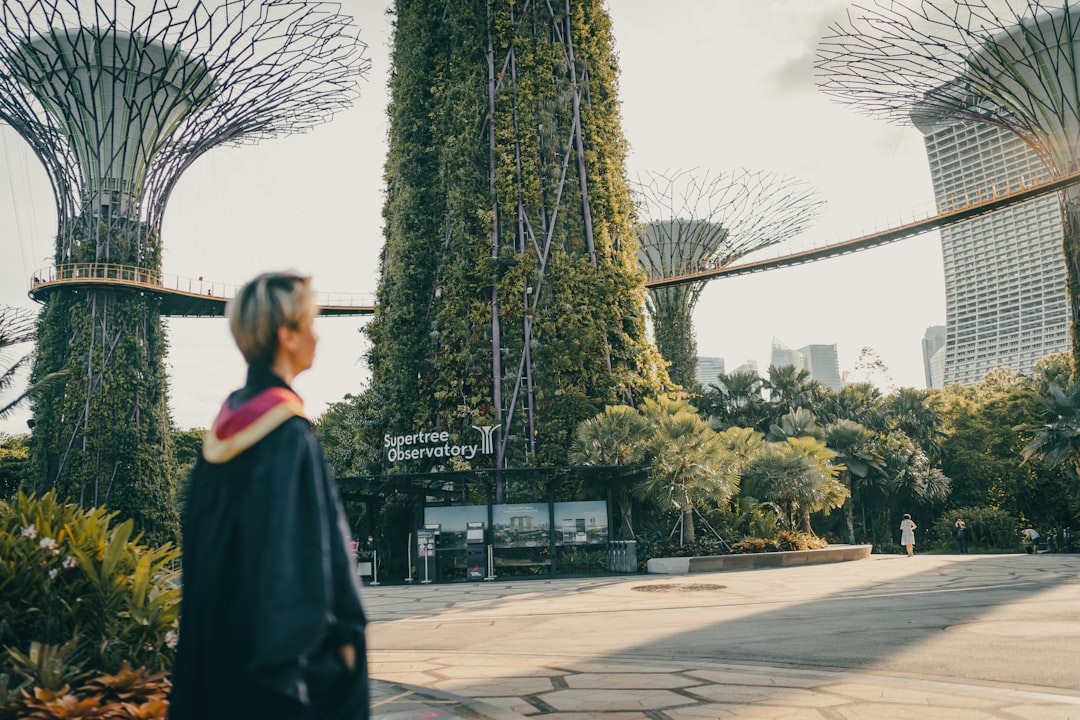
[0,0,366,529]
[474,0,607,474]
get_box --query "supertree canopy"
[368,0,669,482]
[0,0,367,541]
[635,169,824,389]
[815,0,1080,369]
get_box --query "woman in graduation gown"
[169,272,368,720]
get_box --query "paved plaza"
[364,553,1080,719]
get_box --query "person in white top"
[899,514,917,557]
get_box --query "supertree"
[368,0,669,485]
[815,0,1080,370]
[0,0,367,541]
[635,169,824,390]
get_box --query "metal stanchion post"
[484,544,496,581]
[370,550,380,585]
[405,533,413,583]
[421,550,431,584]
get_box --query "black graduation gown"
[169,374,368,720]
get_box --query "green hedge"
[930,506,1020,552]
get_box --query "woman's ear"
[277,324,298,354]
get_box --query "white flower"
[62,556,77,569]
[39,537,58,552]
[20,525,37,539]
[164,630,178,649]
[48,568,58,579]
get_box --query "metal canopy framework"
[634,169,824,387]
[816,0,1080,365]
[0,0,367,533]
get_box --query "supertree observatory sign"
[384,426,497,464]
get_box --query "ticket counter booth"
[338,465,646,584]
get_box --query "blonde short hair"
[227,272,315,367]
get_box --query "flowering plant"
[0,491,180,703]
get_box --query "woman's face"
[279,301,318,378]
[290,308,319,376]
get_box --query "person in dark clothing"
[955,518,969,554]
[169,272,368,720]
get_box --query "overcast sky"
[0,0,946,435]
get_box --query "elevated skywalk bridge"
[644,167,1080,289]
[26,169,1080,310]
[28,263,375,317]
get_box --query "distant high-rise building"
[798,344,842,390]
[770,337,804,371]
[696,356,725,388]
[922,325,946,389]
[731,360,759,376]
[916,117,1069,385]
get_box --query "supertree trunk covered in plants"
[635,169,824,389]
[816,0,1080,373]
[369,0,668,478]
[0,0,367,542]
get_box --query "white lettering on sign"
[383,427,496,464]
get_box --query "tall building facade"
[695,356,725,388]
[916,118,1068,385]
[798,344,841,390]
[770,337,842,390]
[922,325,946,389]
[770,337,803,371]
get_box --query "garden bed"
[645,544,873,574]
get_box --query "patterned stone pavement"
[365,555,1080,719]
[372,652,1080,719]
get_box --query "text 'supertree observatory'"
[636,170,824,389]
[816,0,1080,369]
[369,0,668,483]
[0,0,367,540]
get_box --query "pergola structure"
[0,0,367,538]
[635,169,824,389]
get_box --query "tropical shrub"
[0,661,169,720]
[730,531,827,554]
[0,491,180,704]
[929,506,1020,552]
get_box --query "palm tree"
[569,405,652,467]
[877,430,951,534]
[825,420,884,544]
[0,307,65,421]
[570,405,653,538]
[636,400,739,544]
[883,387,944,458]
[740,436,846,533]
[1017,382,1080,481]
[765,365,823,420]
[702,368,768,431]
[817,382,885,430]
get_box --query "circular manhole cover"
[631,583,727,592]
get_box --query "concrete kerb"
[645,543,873,574]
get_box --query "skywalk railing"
[28,263,376,315]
